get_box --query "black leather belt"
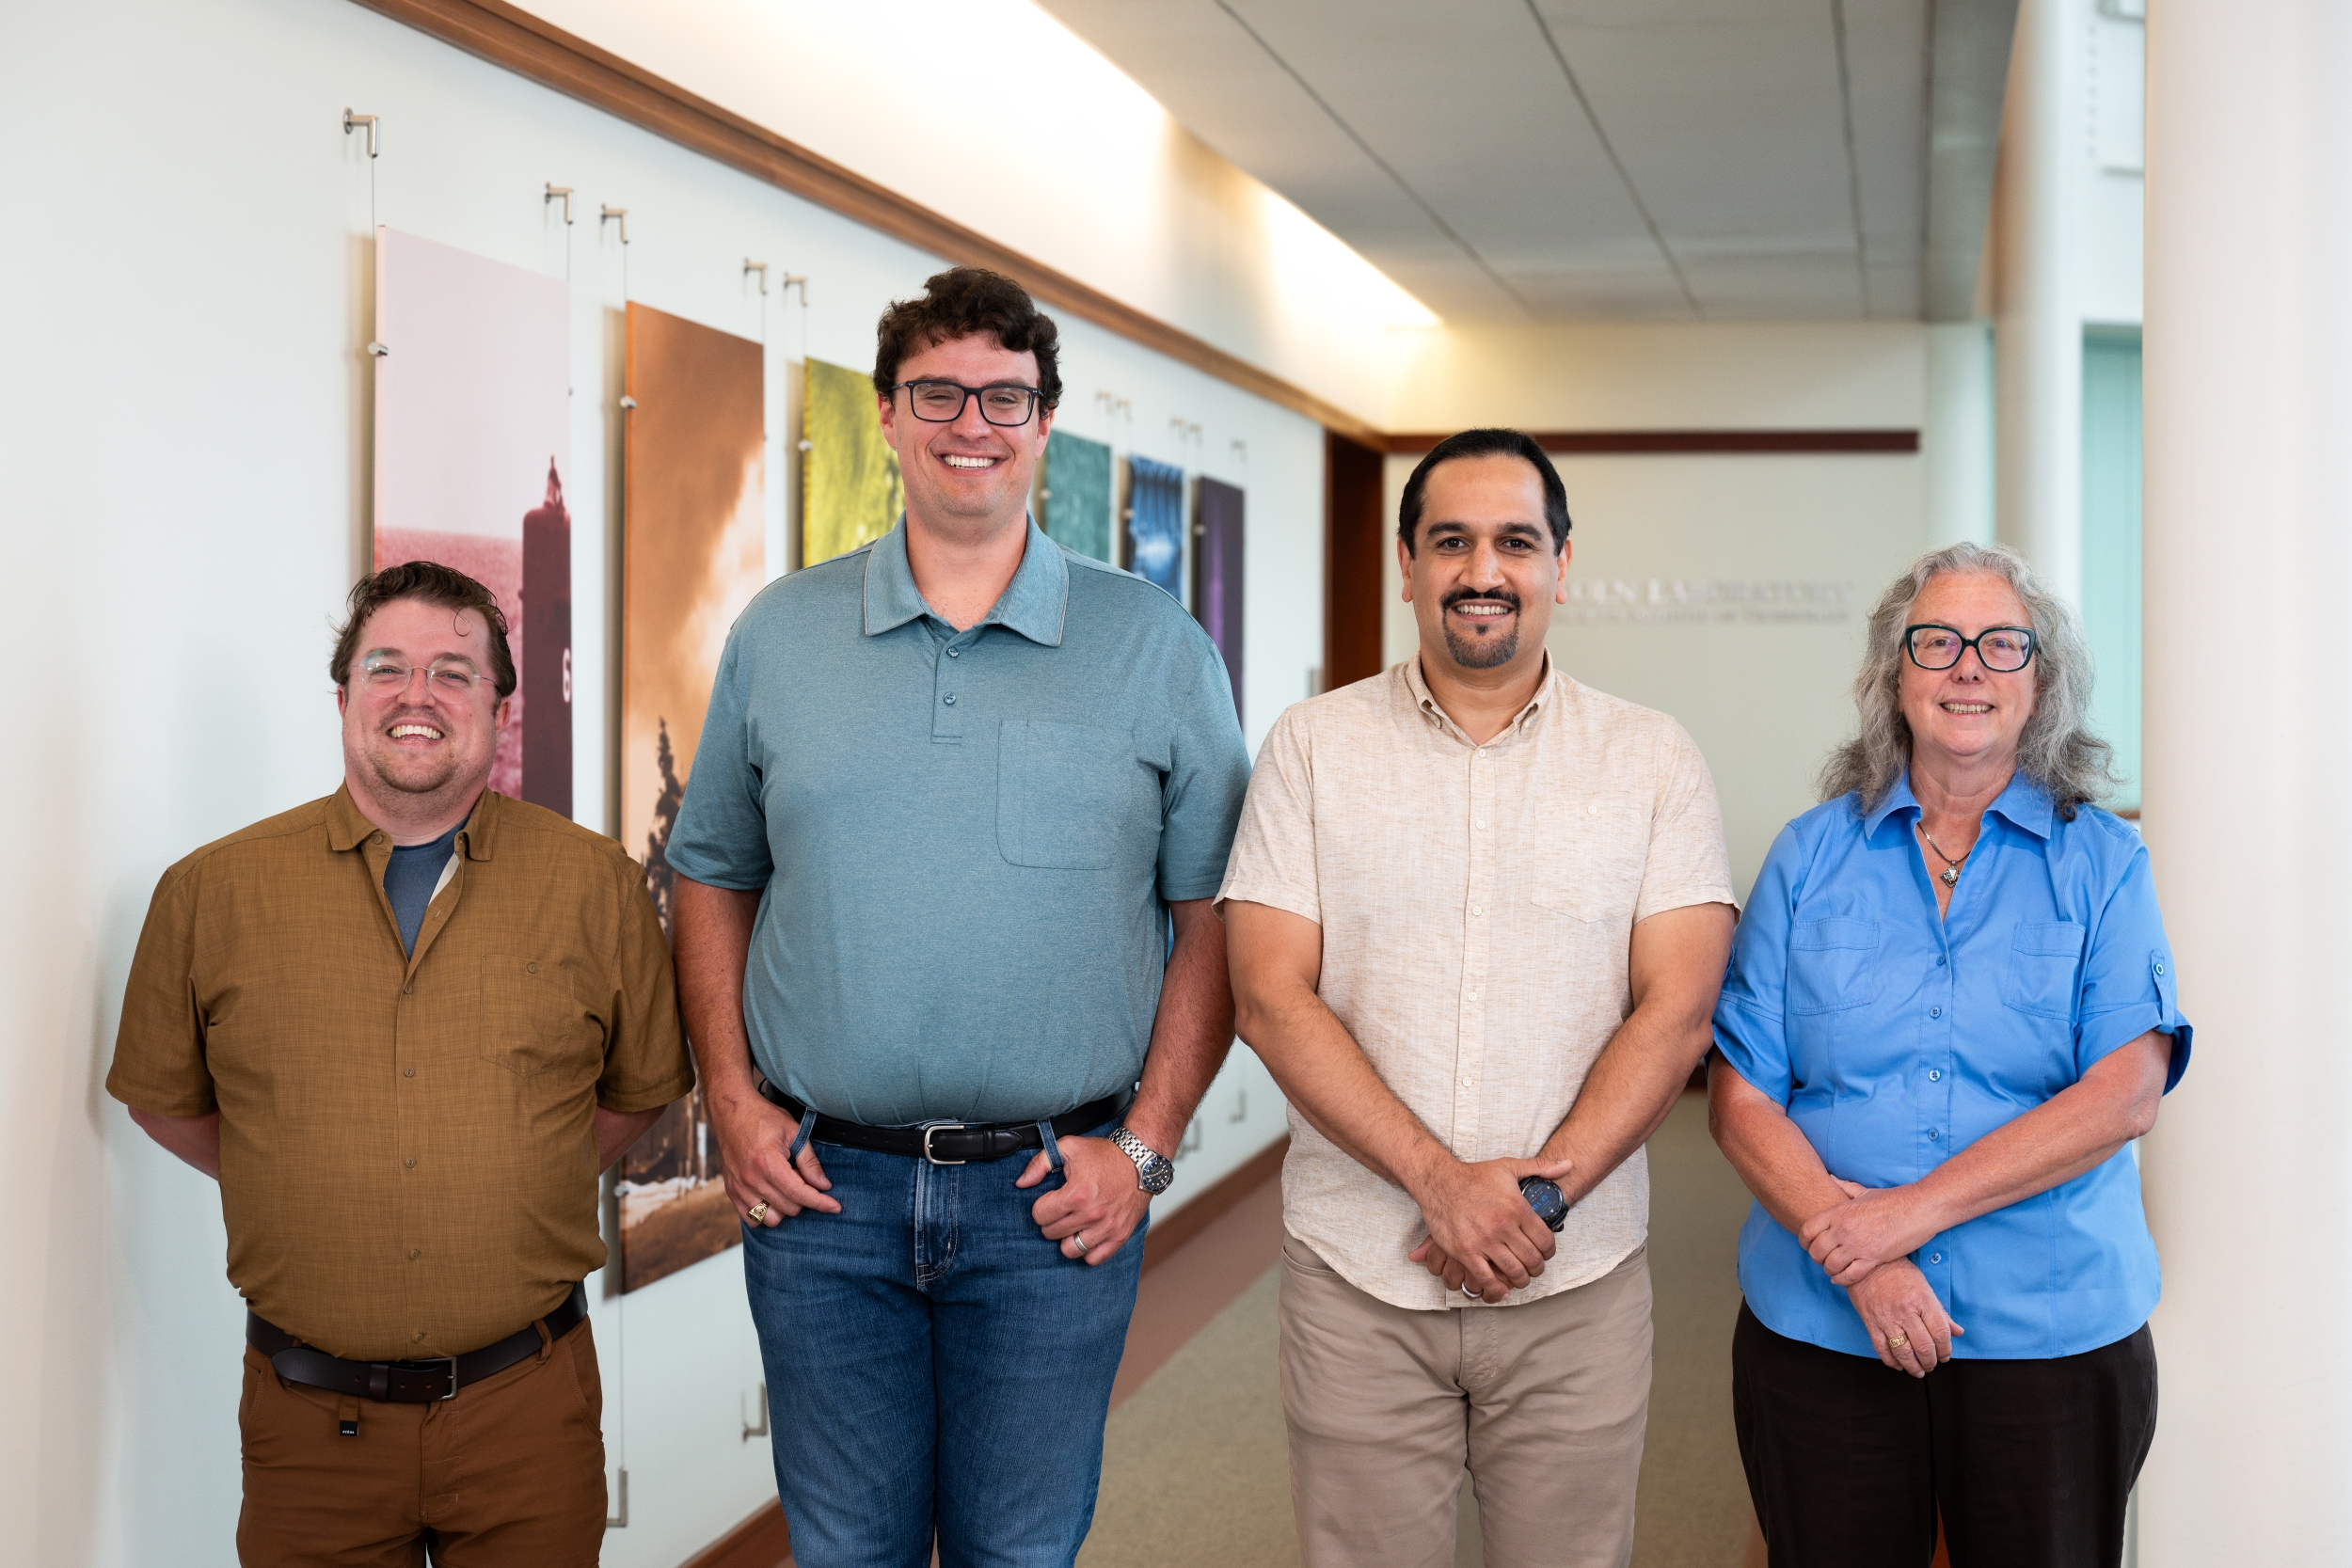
[246,1282,587,1405]
[757,1080,1122,1164]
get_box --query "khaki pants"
[1279,1237,1652,1568]
[236,1316,607,1568]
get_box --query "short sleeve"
[105,866,217,1117]
[666,630,774,892]
[594,850,697,1113]
[1154,646,1252,902]
[1216,705,1322,927]
[1712,823,1804,1105]
[2075,843,2192,1090]
[1633,724,1738,924]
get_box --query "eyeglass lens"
[903,381,1039,426]
[1906,626,2034,672]
[362,658,483,693]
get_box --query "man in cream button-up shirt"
[1222,429,1736,1568]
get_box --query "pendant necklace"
[1919,824,1971,888]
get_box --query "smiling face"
[878,331,1053,541]
[1399,452,1568,678]
[1898,570,2038,775]
[337,596,510,819]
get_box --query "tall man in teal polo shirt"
[669,266,1251,1568]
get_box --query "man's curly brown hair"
[872,266,1062,411]
[328,560,517,699]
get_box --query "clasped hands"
[1405,1153,1575,1304]
[1803,1178,1965,1379]
[715,1093,1148,1265]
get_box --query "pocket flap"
[1791,916,1879,951]
[2012,920,2086,957]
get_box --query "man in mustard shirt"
[108,562,692,1566]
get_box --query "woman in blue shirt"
[1711,542,2188,1568]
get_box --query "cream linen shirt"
[1218,657,1734,1311]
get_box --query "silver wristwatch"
[1109,1126,1175,1196]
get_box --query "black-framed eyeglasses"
[1903,624,2037,673]
[890,379,1043,427]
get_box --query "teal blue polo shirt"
[667,517,1250,1125]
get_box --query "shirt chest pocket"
[996,720,1153,871]
[1788,918,1882,1014]
[479,954,604,1079]
[2001,921,2085,1020]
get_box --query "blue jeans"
[741,1118,1145,1568]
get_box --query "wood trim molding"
[676,1498,789,1568]
[1383,429,1920,454]
[344,0,1387,445]
[1143,1134,1288,1273]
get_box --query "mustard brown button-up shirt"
[107,786,692,1361]
[1218,659,1734,1311]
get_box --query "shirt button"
[1930,1006,1941,1018]
[1927,1129,1939,1142]
[1468,990,1479,1000]
[2154,962,2167,975]
[409,1249,421,1260]
[1474,818,1486,830]
[947,648,961,658]
[403,983,413,995]
[1460,1077,1473,1088]
[404,1066,415,1078]
[1472,906,1484,916]
[1930,1252,1943,1264]
[405,1157,417,1168]
[526,962,538,974]
[943,693,957,705]
[414,1331,426,1343]
[1928,1069,1941,1082]
[1937,957,1947,967]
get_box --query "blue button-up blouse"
[1713,772,2191,1360]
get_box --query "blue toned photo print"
[1123,454,1185,599]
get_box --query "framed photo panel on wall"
[1123,454,1185,601]
[1041,429,1113,562]
[1193,477,1245,726]
[801,357,901,565]
[372,227,572,816]
[615,301,770,1293]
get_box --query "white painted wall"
[0,1,1309,1562]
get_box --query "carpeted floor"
[1082,1092,1760,1568]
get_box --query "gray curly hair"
[1820,541,2116,820]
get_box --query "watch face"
[1140,1159,1175,1195]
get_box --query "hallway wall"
[0,2,1327,1562]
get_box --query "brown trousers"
[236,1316,607,1568]
[1279,1237,1654,1568]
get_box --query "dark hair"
[1397,428,1571,555]
[872,266,1062,411]
[329,560,517,698]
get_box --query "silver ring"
[1462,1283,1480,1299]
[1073,1232,1089,1254]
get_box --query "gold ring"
[747,1201,770,1225]
[1885,1332,1909,1351]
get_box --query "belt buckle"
[922,1123,967,1165]
[432,1354,458,1401]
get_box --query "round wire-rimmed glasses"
[891,379,1042,427]
[1903,624,2037,673]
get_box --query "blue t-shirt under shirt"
[383,822,462,955]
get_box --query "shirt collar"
[861,515,1069,647]
[1401,652,1555,747]
[1862,768,2056,843]
[326,782,499,860]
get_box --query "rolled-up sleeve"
[595,848,696,1112]
[1155,646,1252,902]
[2075,844,2192,1090]
[1713,823,1802,1104]
[667,631,773,891]
[1215,705,1322,927]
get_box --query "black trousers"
[1731,1301,2156,1568]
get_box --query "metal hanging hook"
[779,273,809,307]
[343,109,378,158]
[546,184,574,225]
[601,205,629,245]
[743,259,769,294]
